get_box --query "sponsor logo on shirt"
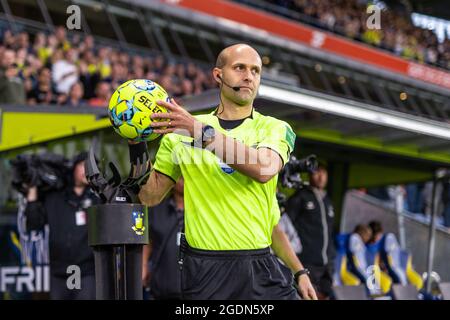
[217,159,235,174]
[306,201,315,210]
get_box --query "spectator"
[65,81,86,107]
[52,48,78,95]
[88,81,111,107]
[27,67,58,105]
[0,48,26,104]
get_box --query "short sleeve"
[257,119,296,165]
[153,134,182,182]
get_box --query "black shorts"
[179,237,299,300]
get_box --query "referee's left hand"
[151,98,201,138]
[298,275,318,300]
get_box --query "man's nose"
[243,69,254,82]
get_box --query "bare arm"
[206,132,282,183]
[138,169,175,207]
[271,223,318,300]
[151,99,282,183]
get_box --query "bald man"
[129,44,316,300]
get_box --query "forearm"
[138,170,173,206]
[207,132,281,183]
[271,223,304,273]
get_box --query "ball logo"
[131,211,145,236]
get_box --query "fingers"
[151,121,171,128]
[156,99,177,111]
[170,98,182,108]
[300,288,311,300]
[151,112,175,120]
[152,128,176,134]
[309,287,318,300]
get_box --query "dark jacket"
[24,185,99,276]
[148,197,184,299]
[286,186,336,267]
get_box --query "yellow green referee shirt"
[153,109,296,250]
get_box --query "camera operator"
[24,152,98,299]
[285,162,336,300]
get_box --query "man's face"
[38,68,51,84]
[216,46,262,106]
[97,83,111,99]
[2,50,15,68]
[74,161,88,186]
[310,167,328,190]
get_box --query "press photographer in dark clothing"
[142,178,184,300]
[24,152,98,299]
[286,163,336,299]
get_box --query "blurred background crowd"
[258,0,450,69]
[0,26,217,106]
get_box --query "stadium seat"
[438,282,450,300]
[391,284,419,300]
[332,285,370,300]
[379,233,423,291]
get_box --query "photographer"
[285,163,336,299]
[24,152,98,300]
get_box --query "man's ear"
[212,67,222,84]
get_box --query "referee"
[129,44,316,300]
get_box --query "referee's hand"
[151,98,200,137]
[298,275,318,300]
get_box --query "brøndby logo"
[131,211,145,236]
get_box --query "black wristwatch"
[294,269,310,283]
[201,124,216,148]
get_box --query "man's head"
[368,220,383,243]
[353,224,372,244]
[55,26,66,42]
[95,81,111,100]
[70,81,84,100]
[309,165,328,190]
[72,152,88,187]
[1,49,16,68]
[213,44,262,107]
[38,67,51,85]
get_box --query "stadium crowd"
[254,0,450,70]
[0,26,217,106]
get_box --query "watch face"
[204,126,215,139]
